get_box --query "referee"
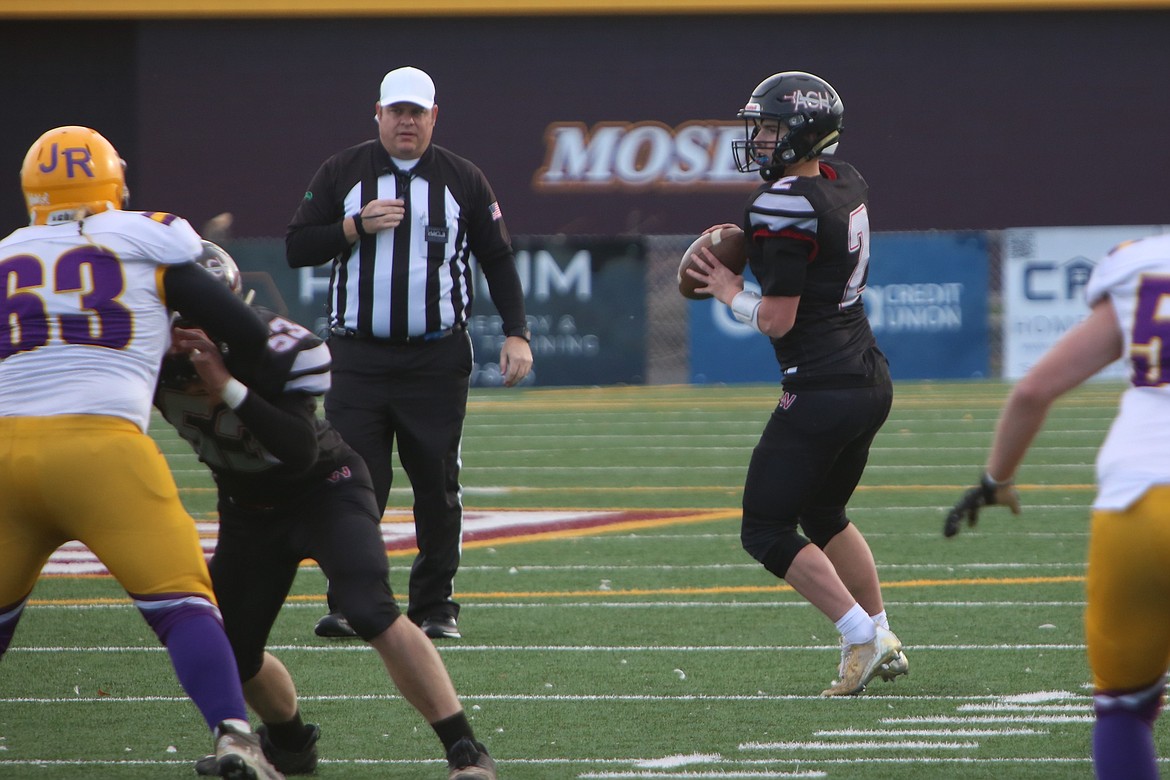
[286,66,533,641]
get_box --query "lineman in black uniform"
[685,71,908,697]
[158,242,497,779]
[286,66,532,641]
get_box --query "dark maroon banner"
[3,13,1169,237]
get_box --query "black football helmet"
[195,240,243,296]
[733,71,844,181]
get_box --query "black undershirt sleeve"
[229,391,320,475]
[163,263,280,396]
[164,263,268,359]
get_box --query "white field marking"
[999,690,1084,702]
[15,600,1088,612]
[867,530,1091,537]
[452,445,1101,457]
[447,562,1086,572]
[739,740,977,750]
[456,427,1102,439]
[272,529,1090,543]
[233,464,1091,473]
[456,444,1099,455]
[175,463,1106,477]
[0,758,814,772]
[958,703,1090,712]
[0,757,1117,771]
[0,762,204,769]
[0,693,1061,705]
[633,754,723,768]
[480,528,1090,538]
[581,773,826,779]
[878,562,1084,569]
[9,643,1089,654]
[441,600,1088,609]
[461,418,1111,429]
[814,729,1048,737]
[883,715,1094,724]
[434,643,1090,653]
[646,757,1098,765]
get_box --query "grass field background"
[2,380,1160,779]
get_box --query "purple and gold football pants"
[1085,485,1170,693]
[0,415,215,609]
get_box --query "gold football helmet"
[21,126,127,225]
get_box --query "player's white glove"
[944,473,1021,537]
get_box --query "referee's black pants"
[324,330,472,623]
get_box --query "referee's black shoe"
[420,615,461,639]
[313,611,358,639]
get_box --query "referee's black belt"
[329,322,466,345]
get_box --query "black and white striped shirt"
[286,140,527,341]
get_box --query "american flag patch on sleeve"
[489,201,503,221]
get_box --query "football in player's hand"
[677,226,748,300]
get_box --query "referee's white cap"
[379,67,435,110]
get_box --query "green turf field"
[2,380,1156,779]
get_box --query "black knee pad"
[743,527,810,579]
[237,651,265,683]
[803,513,850,549]
[330,583,402,640]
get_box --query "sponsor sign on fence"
[1001,225,1164,379]
[689,231,990,383]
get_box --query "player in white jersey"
[0,126,282,780]
[944,233,1170,780]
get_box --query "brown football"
[677,226,748,300]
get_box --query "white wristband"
[219,378,248,410]
[730,290,763,331]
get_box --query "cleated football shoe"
[212,721,284,779]
[821,625,903,697]
[877,649,909,682]
[258,723,319,775]
[195,724,317,776]
[447,736,497,780]
[313,611,358,639]
[195,753,218,776]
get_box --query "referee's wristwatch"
[506,326,531,342]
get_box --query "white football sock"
[835,603,877,645]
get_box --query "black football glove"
[944,473,1021,537]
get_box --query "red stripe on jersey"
[752,227,820,262]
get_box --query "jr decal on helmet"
[20,126,127,225]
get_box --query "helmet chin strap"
[761,129,842,181]
[809,131,841,157]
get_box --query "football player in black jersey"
[155,242,497,779]
[686,71,907,696]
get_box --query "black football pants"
[209,460,401,680]
[740,369,893,577]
